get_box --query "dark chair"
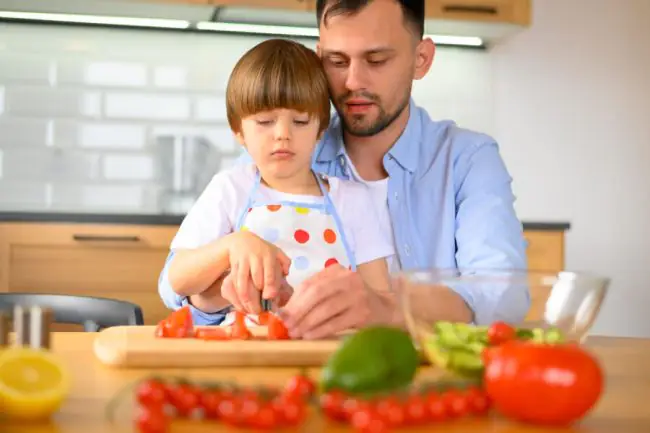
[0,293,144,332]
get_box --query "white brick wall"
[0,22,493,213]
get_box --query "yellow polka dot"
[240,226,249,231]
[295,207,310,215]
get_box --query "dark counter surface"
[0,211,571,231]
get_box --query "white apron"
[220,169,356,327]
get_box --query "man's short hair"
[316,0,425,39]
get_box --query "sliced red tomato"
[267,314,290,340]
[484,341,604,426]
[194,327,230,341]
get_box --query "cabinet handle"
[442,4,499,15]
[72,234,141,242]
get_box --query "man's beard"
[334,91,411,137]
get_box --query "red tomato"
[165,306,194,338]
[199,390,224,419]
[487,321,516,345]
[271,395,306,425]
[441,389,471,418]
[350,407,389,433]
[320,390,347,421]
[267,315,291,340]
[135,406,168,433]
[403,394,428,425]
[283,373,316,400]
[484,341,604,426]
[249,404,279,429]
[374,396,405,426]
[424,392,448,421]
[136,379,168,408]
[194,327,229,341]
[167,383,201,417]
[464,386,491,415]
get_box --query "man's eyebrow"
[321,47,397,56]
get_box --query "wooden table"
[6,333,650,433]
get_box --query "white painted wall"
[491,0,650,337]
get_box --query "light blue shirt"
[158,99,529,325]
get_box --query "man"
[158,0,529,338]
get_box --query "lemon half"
[0,347,71,421]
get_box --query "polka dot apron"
[220,169,356,327]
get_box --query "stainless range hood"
[0,0,528,48]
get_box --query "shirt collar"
[315,98,421,173]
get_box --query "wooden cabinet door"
[522,230,565,322]
[425,0,531,25]
[0,222,177,330]
[208,0,313,11]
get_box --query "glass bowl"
[394,269,611,378]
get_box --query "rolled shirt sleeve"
[452,140,530,325]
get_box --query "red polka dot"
[325,258,339,268]
[323,229,337,244]
[267,204,281,212]
[247,207,252,213]
[294,229,310,244]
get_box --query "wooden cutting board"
[93,325,355,368]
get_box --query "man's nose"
[345,61,368,92]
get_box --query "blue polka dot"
[293,256,310,270]
[262,228,280,243]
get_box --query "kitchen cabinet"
[425,0,531,25]
[523,229,565,321]
[141,0,314,10]
[0,222,176,331]
[0,221,564,329]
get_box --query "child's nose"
[274,119,292,141]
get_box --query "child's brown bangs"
[226,39,330,132]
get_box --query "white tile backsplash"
[102,154,154,181]
[0,23,491,212]
[104,92,191,120]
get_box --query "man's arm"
[451,138,530,325]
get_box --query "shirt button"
[339,156,346,167]
[394,192,399,201]
[404,244,411,256]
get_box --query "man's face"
[317,0,426,137]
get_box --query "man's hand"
[278,264,393,339]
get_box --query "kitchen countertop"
[0,211,571,231]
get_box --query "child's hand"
[224,231,291,313]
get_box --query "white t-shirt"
[170,163,394,266]
[343,152,401,274]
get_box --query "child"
[164,38,394,327]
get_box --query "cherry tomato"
[404,394,428,425]
[249,404,279,429]
[441,389,470,418]
[267,315,290,340]
[283,372,316,400]
[199,390,225,419]
[218,396,243,425]
[167,383,201,417]
[350,407,389,433]
[464,386,491,415]
[230,312,253,339]
[135,406,168,433]
[194,327,229,341]
[154,320,168,338]
[484,341,604,426]
[424,392,448,421]
[320,390,347,421]
[271,396,306,425]
[343,398,372,421]
[374,396,405,426]
[487,321,516,345]
[136,379,168,408]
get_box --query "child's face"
[235,108,321,180]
